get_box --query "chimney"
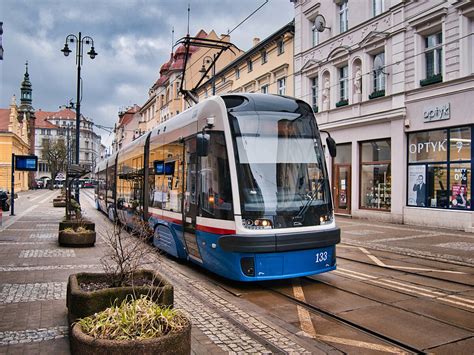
[253,37,260,46]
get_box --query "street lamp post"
[61,32,97,202]
[199,54,216,96]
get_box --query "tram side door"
[182,138,203,262]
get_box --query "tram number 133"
[315,251,328,263]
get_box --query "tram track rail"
[265,284,424,354]
[339,240,474,268]
[337,245,474,288]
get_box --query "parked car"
[0,189,10,211]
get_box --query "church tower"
[17,62,36,188]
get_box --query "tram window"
[199,132,233,220]
[117,151,144,212]
[149,141,183,212]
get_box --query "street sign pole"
[11,153,15,216]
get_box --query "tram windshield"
[229,107,333,228]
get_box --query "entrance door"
[334,164,351,214]
[182,138,202,262]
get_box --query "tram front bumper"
[218,227,340,253]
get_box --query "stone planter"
[58,230,96,248]
[53,199,66,207]
[70,318,191,355]
[66,270,174,325]
[59,220,95,232]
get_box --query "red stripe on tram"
[196,224,236,235]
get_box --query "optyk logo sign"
[423,103,450,122]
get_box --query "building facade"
[196,22,295,99]
[0,97,31,192]
[113,105,141,152]
[0,65,35,192]
[138,30,243,133]
[294,0,473,231]
[35,108,102,179]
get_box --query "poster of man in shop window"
[408,165,426,206]
[451,168,469,209]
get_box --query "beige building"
[139,30,242,132]
[294,0,473,231]
[195,21,294,100]
[113,105,141,152]
[0,97,31,192]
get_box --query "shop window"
[408,129,447,163]
[449,163,471,209]
[360,140,391,210]
[407,126,472,210]
[450,126,471,161]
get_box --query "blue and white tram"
[95,94,340,281]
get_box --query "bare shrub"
[100,218,155,288]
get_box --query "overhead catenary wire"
[153,0,270,108]
[205,30,474,105]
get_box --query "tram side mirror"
[326,136,337,158]
[197,133,210,157]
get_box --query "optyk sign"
[423,103,450,123]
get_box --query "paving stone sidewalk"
[337,216,474,266]
[0,190,331,354]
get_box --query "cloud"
[0,0,293,145]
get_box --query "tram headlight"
[242,218,273,230]
[319,212,334,225]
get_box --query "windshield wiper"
[292,180,325,226]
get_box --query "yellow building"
[196,21,294,99]
[0,96,31,192]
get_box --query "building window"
[277,39,284,55]
[360,139,391,210]
[311,19,319,47]
[261,85,269,94]
[311,77,318,112]
[373,0,384,16]
[235,68,240,79]
[261,50,268,64]
[338,65,348,102]
[407,126,472,210]
[277,78,286,95]
[421,32,443,85]
[339,1,348,33]
[247,59,253,72]
[372,52,386,96]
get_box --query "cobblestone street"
[0,189,473,354]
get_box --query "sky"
[0,0,294,148]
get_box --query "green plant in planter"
[76,296,188,341]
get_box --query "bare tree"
[100,219,154,287]
[42,137,67,188]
